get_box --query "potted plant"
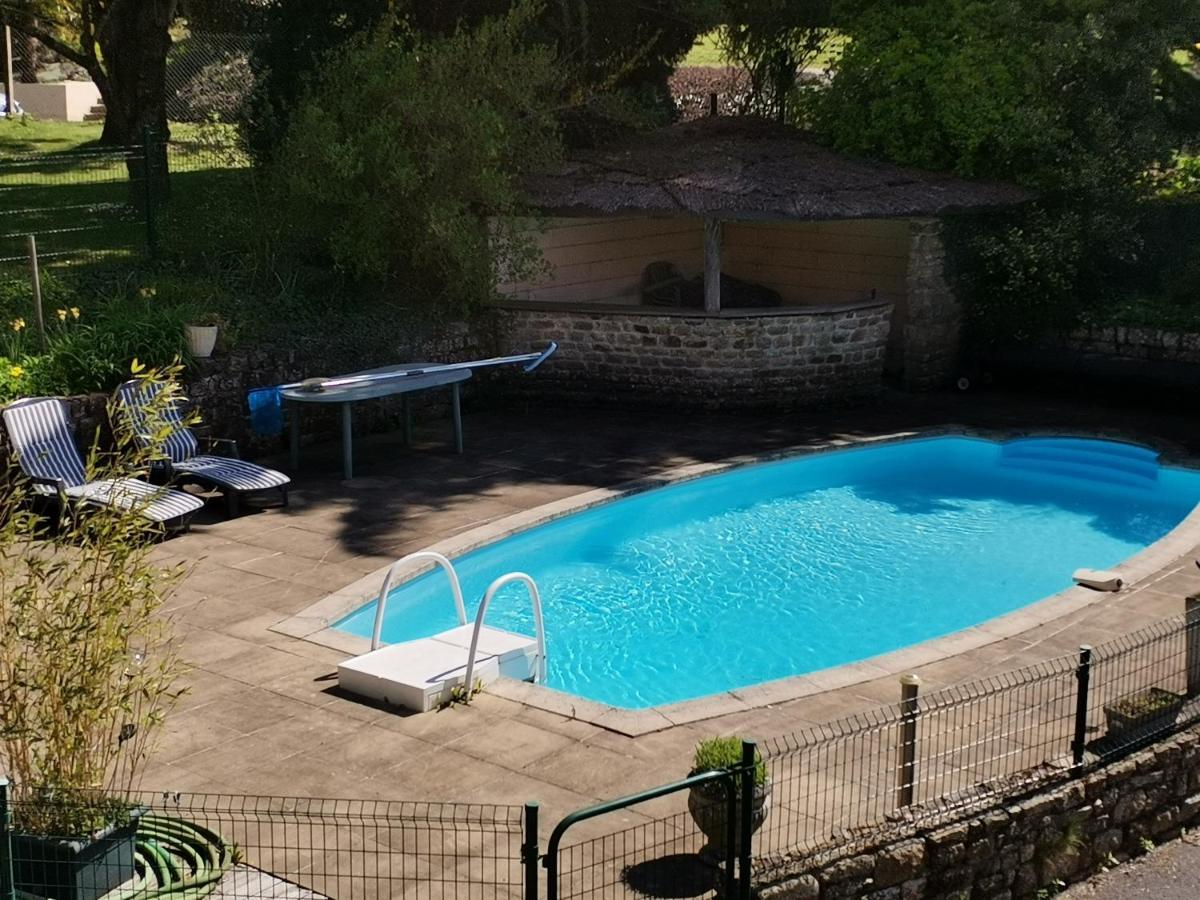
[1103,687,1186,741]
[686,737,771,861]
[9,795,147,900]
[0,367,188,900]
[184,312,224,358]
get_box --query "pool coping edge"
[272,424,1200,737]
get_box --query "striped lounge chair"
[2,397,204,527]
[115,379,290,517]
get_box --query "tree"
[812,0,1192,195]
[268,5,564,314]
[1,0,178,145]
[717,0,833,122]
[247,0,717,157]
[807,0,1199,343]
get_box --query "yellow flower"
[56,308,67,322]
[70,307,81,320]
[138,287,157,299]
[10,318,24,332]
[8,365,23,379]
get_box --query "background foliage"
[805,0,1200,343]
[266,6,564,316]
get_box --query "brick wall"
[756,726,1200,900]
[495,301,893,408]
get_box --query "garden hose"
[122,814,234,899]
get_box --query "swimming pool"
[334,436,1200,708]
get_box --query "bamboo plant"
[0,362,192,836]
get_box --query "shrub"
[268,5,563,316]
[690,737,768,786]
[0,274,192,401]
[0,365,189,833]
[811,0,1196,342]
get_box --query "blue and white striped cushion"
[115,379,198,464]
[117,379,290,494]
[3,397,88,487]
[178,455,290,492]
[4,397,203,523]
[64,478,204,523]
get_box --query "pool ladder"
[339,551,546,711]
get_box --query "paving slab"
[142,391,1200,841]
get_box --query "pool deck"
[143,389,1200,833]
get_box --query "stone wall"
[0,324,488,463]
[495,301,893,408]
[185,323,484,455]
[900,218,961,391]
[1057,325,1200,365]
[756,726,1200,900]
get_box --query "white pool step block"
[433,624,541,680]
[338,626,539,712]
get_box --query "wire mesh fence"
[0,134,249,272]
[544,608,1200,897]
[10,25,257,125]
[0,787,526,900]
[165,30,258,124]
[753,610,1200,873]
[551,808,718,900]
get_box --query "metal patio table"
[282,364,471,480]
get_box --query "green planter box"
[1104,688,1186,742]
[10,808,144,900]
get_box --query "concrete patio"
[142,388,1200,840]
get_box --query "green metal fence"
[2,614,1200,898]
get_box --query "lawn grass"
[0,118,247,266]
[0,118,105,155]
[680,28,847,71]
[683,31,730,67]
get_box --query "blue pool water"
[335,437,1200,708]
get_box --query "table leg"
[342,402,354,480]
[402,394,412,446]
[452,383,464,454]
[289,403,300,472]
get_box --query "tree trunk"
[94,0,176,208]
[95,0,176,147]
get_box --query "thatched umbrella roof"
[523,117,1031,221]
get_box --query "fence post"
[738,740,756,900]
[896,674,921,809]
[1186,597,1200,699]
[142,125,158,258]
[2,26,14,120]
[26,235,46,352]
[1071,645,1093,773]
[522,802,539,900]
[0,777,15,900]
